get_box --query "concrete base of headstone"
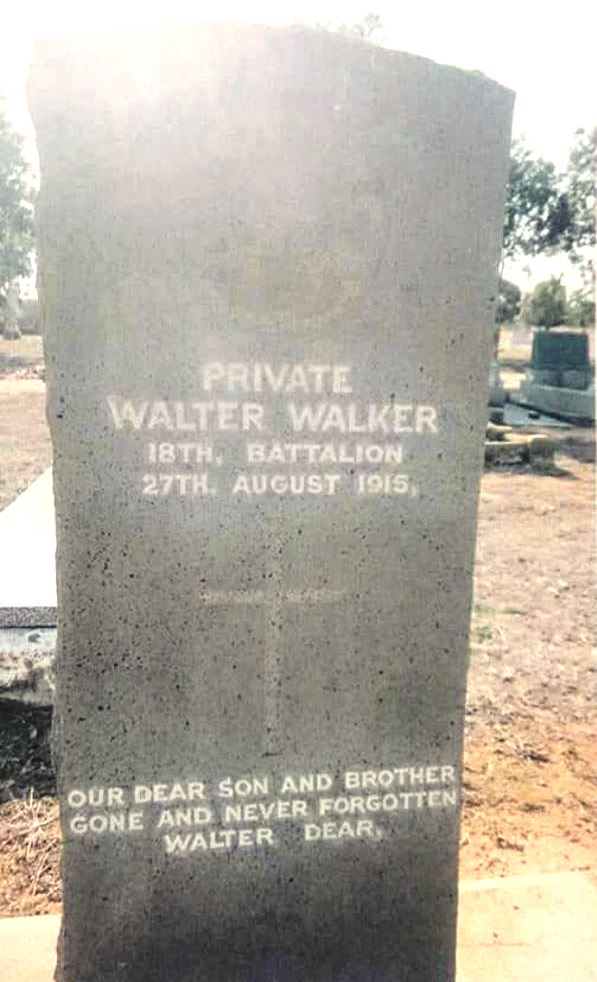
[0,912,61,982]
[513,382,595,423]
[2,872,597,982]
[457,871,597,982]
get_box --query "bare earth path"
[0,357,594,914]
[462,449,595,881]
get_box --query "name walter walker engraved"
[106,360,439,499]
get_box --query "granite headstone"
[29,24,513,982]
[531,330,592,387]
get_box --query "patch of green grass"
[472,622,494,643]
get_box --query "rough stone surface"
[483,428,556,469]
[29,24,513,982]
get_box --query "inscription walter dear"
[65,765,458,855]
[107,360,439,499]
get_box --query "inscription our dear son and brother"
[66,764,457,855]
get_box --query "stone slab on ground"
[1,872,595,982]
[502,402,571,428]
[513,382,595,423]
[0,469,56,610]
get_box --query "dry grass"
[0,793,61,916]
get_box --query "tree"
[566,288,595,327]
[303,12,386,45]
[503,140,571,259]
[523,277,567,328]
[0,104,34,337]
[495,277,521,323]
[337,13,385,42]
[562,127,596,283]
[564,128,596,251]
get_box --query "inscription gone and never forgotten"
[29,24,513,982]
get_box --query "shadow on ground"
[558,435,596,464]
[0,702,55,802]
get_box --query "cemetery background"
[0,14,593,974]
[0,316,594,919]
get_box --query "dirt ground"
[464,451,595,882]
[0,335,594,916]
[0,335,50,511]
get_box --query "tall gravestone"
[30,25,513,982]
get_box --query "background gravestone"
[531,330,592,386]
[29,24,513,982]
[516,330,595,420]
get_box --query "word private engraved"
[106,362,439,499]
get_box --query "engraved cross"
[198,554,344,754]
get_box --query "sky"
[0,0,595,288]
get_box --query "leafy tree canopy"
[503,130,595,274]
[495,277,521,323]
[304,11,386,44]
[0,104,34,297]
[564,128,596,251]
[335,13,385,42]
[561,127,596,285]
[522,277,568,328]
[503,140,571,259]
[566,288,595,328]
